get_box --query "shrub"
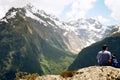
[60,70,77,78]
[15,71,39,80]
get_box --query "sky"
[0,0,120,25]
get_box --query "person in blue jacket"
[97,45,112,66]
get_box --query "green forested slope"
[0,8,75,80]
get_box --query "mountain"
[23,4,113,54]
[20,66,120,80]
[0,4,116,80]
[52,17,113,53]
[0,7,75,80]
[68,25,120,70]
[66,18,112,51]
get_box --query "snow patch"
[7,11,17,19]
[26,10,39,21]
[47,21,54,26]
[63,32,68,36]
[26,10,47,26]
[1,18,8,23]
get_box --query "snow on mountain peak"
[6,11,17,19]
[60,18,113,53]
[24,4,59,21]
[3,7,18,20]
[0,5,114,54]
[109,24,120,35]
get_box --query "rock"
[36,75,61,80]
[22,66,120,80]
[74,66,120,80]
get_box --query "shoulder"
[98,51,103,53]
[104,51,111,56]
[104,51,111,54]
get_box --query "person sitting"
[97,45,112,66]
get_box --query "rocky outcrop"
[36,66,120,80]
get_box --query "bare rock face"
[75,66,120,80]
[36,66,120,80]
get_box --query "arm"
[108,59,112,63]
[97,53,100,62]
[108,52,112,63]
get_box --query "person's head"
[102,45,108,51]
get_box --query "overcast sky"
[0,0,120,25]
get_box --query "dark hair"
[102,45,108,50]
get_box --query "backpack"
[111,54,120,68]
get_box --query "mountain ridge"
[0,5,120,80]
[1,5,117,54]
[23,4,116,53]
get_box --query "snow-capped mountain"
[1,4,114,54]
[107,24,120,36]
[66,18,112,45]
[1,4,120,80]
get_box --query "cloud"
[30,0,74,18]
[105,0,120,20]
[0,0,29,18]
[96,16,110,25]
[0,0,27,19]
[0,0,74,19]
[66,0,97,20]
[0,0,97,20]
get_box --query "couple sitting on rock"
[97,45,120,68]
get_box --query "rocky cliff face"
[35,66,120,80]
